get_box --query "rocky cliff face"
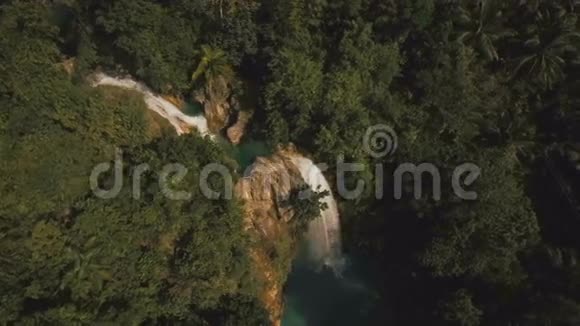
[162,94,185,109]
[194,77,253,143]
[235,145,306,326]
[227,110,253,145]
[194,76,234,134]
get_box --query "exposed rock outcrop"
[57,57,76,77]
[61,58,76,76]
[162,94,185,109]
[195,77,254,142]
[227,110,253,145]
[235,144,344,325]
[195,76,233,133]
[235,145,305,326]
[236,146,304,229]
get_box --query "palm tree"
[455,0,512,61]
[191,45,233,91]
[513,4,580,89]
[60,241,111,299]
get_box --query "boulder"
[227,110,253,145]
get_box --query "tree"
[0,135,258,324]
[282,185,329,236]
[440,289,483,326]
[513,3,580,90]
[455,0,511,61]
[96,0,200,93]
[0,4,260,322]
[191,45,234,90]
[420,148,539,282]
[415,44,506,143]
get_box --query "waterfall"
[91,73,210,137]
[291,156,344,274]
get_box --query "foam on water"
[91,73,210,137]
[291,156,344,274]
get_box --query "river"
[92,73,378,326]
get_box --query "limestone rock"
[236,147,303,236]
[197,76,233,133]
[58,57,76,76]
[227,110,253,145]
[162,94,185,109]
[234,145,304,326]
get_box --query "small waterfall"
[91,73,210,137]
[291,156,344,274]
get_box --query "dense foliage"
[2,0,580,325]
[0,2,266,324]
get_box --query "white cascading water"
[291,156,344,274]
[90,73,210,137]
[92,72,344,273]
